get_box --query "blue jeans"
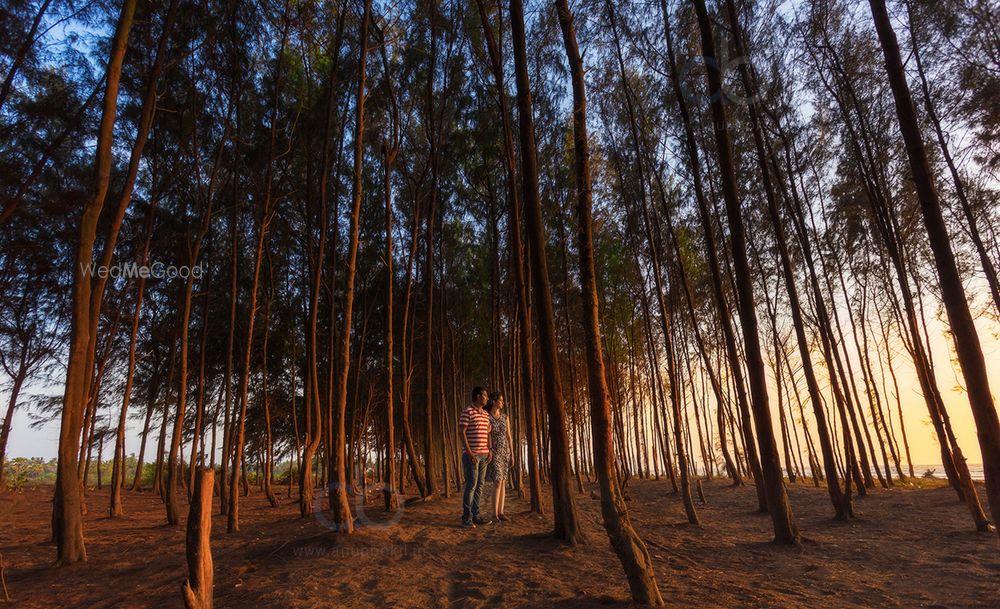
[462,453,489,522]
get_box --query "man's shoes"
[497,513,509,522]
[462,519,476,528]
[472,516,492,525]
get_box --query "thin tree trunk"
[110,201,156,516]
[228,5,291,533]
[328,0,372,533]
[473,0,542,513]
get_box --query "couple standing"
[458,386,513,527]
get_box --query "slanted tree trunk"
[868,0,1000,532]
[0,363,28,492]
[605,0,698,524]
[0,0,52,112]
[556,1,663,600]
[110,202,156,516]
[660,1,767,497]
[723,0,852,519]
[691,0,799,544]
[131,354,164,492]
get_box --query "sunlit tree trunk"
[328,0,372,533]
[52,0,137,564]
[228,4,291,533]
[555,0,663,599]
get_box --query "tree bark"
[868,0,1000,532]
[182,468,214,609]
[691,0,799,543]
[511,0,581,543]
[473,0,542,513]
[328,0,372,533]
[52,0,137,564]
[555,1,664,601]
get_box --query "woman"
[485,391,513,522]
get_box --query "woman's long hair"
[485,391,504,414]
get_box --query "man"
[459,386,492,527]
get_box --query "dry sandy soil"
[1,477,998,608]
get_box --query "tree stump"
[182,468,213,609]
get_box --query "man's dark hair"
[471,386,486,402]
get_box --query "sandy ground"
[1,477,998,608]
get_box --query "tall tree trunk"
[868,0,1000,532]
[52,0,137,564]
[660,1,769,500]
[328,0,372,533]
[691,0,799,543]
[382,128,399,512]
[511,0,581,543]
[605,0,698,523]
[110,202,156,516]
[228,5,291,533]
[301,0,347,519]
[723,0,852,519]
[555,1,663,601]
[166,189,215,525]
[473,0,542,513]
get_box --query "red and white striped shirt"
[459,406,492,455]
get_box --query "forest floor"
[1,477,998,609]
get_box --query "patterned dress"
[486,413,510,482]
